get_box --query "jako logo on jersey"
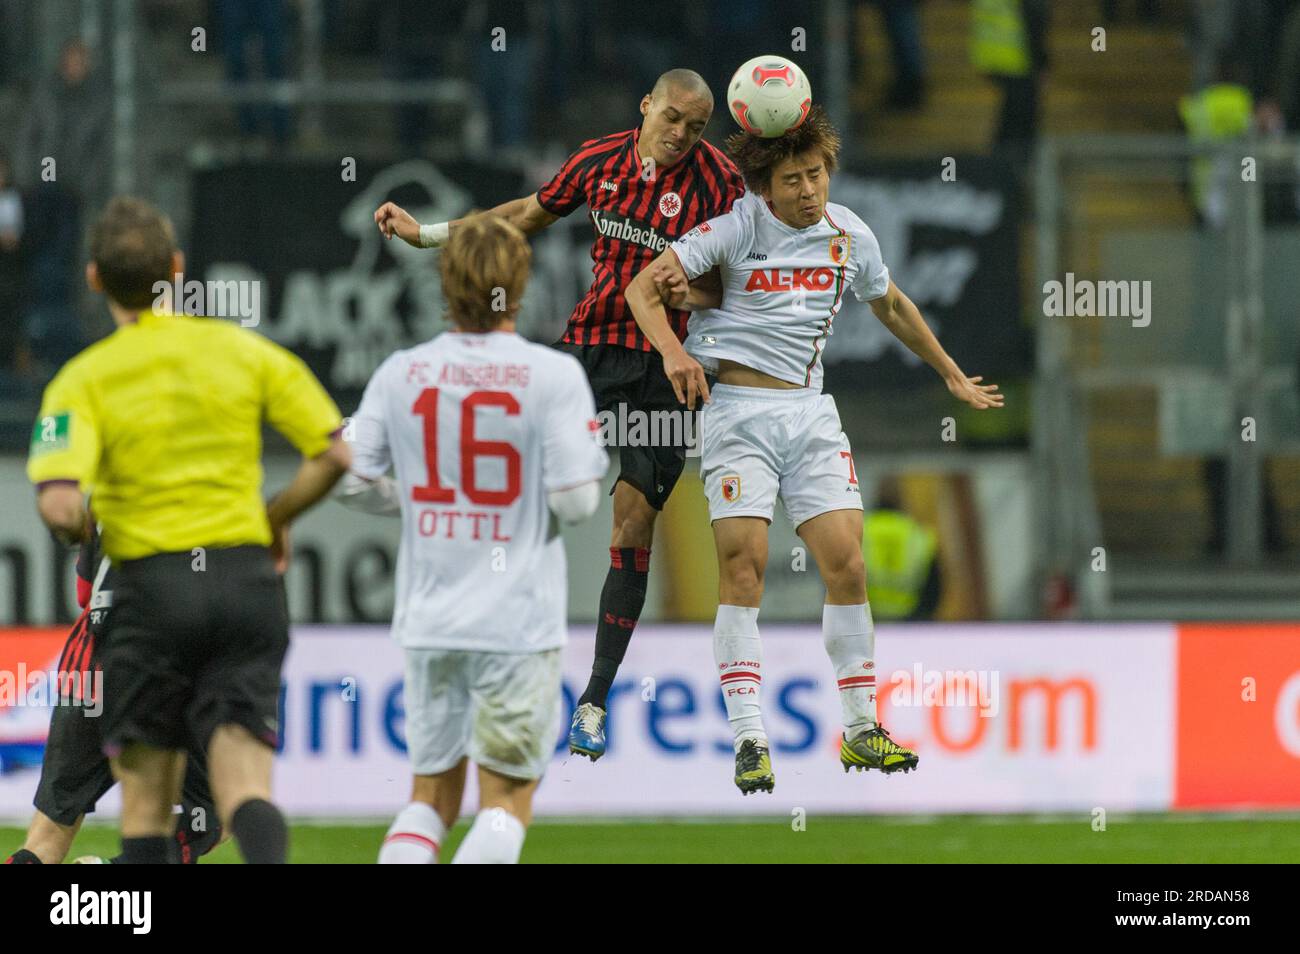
[590,209,669,252]
[599,179,619,192]
[721,475,741,502]
[829,234,851,265]
[744,268,835,292]
[659,192,682,217]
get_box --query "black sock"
[5,848,41,864]
[231,798,287,864]
[119,836,174,864]
[175,802,223,863]
[579,547,650,709]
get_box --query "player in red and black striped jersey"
[4,522,222,864]
[375,68,745,760]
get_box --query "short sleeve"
[27,366,100,491]
[347,355,395,481]
[543,356,609,492]
[257,336,343,457]
[670,207,750,281]
[536,146,592,217]
[850,225,891,303]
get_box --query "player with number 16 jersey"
[342,216,606,865]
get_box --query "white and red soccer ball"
[727,55,812,138]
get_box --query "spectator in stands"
[0,150,24,376]
[872,0,929,111]
[970,0,1050,163]
[864,477,943,621]
[214,0,293,146]
[18,39,104,375]
[469,1,540,152]
[379,0,464,156]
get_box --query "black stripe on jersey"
[537,134,631,215]
[570,143,633,345]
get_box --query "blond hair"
[440,214,532,332]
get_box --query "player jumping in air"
[374,68,745,761]
[625,106,1003,794]
[5,521,221,865]
[340,216,608,863]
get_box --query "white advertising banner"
[0,623,1177,820]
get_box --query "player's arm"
[543,358,609,524]
[375,194,559,248]
[258,341,353,568]
[867,281,1004,410]
[36,484,87,545]
[28,373,98,545]
[625,249,711,410]
[650,265,724,311]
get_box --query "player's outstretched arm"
[626,249,710,410]
[868,280,1004,410]
[374,195,559,249]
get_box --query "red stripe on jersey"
[720,670,761,683]
[557,131,745,352]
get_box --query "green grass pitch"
[4,814,1299,863]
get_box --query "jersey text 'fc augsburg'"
[349,332,608,653]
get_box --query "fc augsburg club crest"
[829,234,850,266]
[721,475,741,502]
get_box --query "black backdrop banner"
[189,155,1028,411]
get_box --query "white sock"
[378,801,446,864]
[450,808,526,865]
[823,602,877,738]
[714,604,766,750]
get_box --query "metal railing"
[1034,133,1300,615]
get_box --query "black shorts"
[100,545,288,755]
[555,342,695,510]
[34,615,216,827]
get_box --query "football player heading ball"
[626,104,1003,794]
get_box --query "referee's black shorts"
[35,613,217,827]
[555,342,695,511]
[100,545,288,755]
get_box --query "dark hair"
[89,197,176,309]
[725,104,841,193]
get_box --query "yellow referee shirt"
[27,310,342,561]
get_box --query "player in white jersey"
[339,216,608,862]
[624,107,1003,794]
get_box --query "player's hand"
[651,265,690,310]
[946,374,1003,410]
[374,201,421,247]
[269,522,291,574]
[664,349,710,410]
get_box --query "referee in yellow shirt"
[27,197,350,864]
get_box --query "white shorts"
[700,384,863,527]
[403,647,562,781]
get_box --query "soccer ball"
[727,55,812,138]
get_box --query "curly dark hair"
[725,104,841,194]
